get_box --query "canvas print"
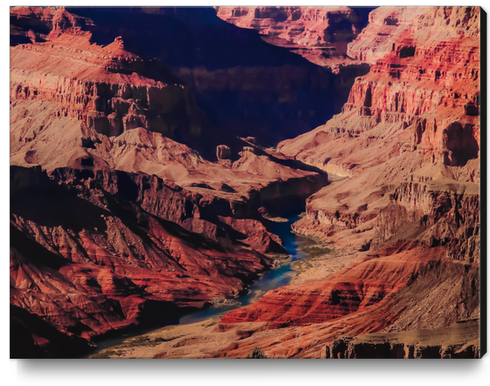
[10,6,483,359]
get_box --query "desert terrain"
[10,6,481,359]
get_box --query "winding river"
[85,213,316,357]
[179,214,316,324]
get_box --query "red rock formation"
[216,144,232,167]
[10,33,186,136]
[10,144,320,354]
[10,165,274,351]
[375,181,480,263]
[10,6,94,44]
[216,6,369,70]
[326,319,480,358]
[212,6,481,357]
[9,7,330,357]
[220,247,443,326]
[94,242,479,358]
[346,7,428,64]
[10,12,326,201]
[278,6,480,253]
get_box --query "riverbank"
[87,212,322,358]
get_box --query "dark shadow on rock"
[10,305,89,359]
[10,224,70,269]
[10,166,111,233]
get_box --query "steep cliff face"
[216,6,373,70]
[10,165,275,353]
[10,31,191,139]
[10,6,94,45]
[375,181,480,263]
[346,7,428,64]
[278,6,480,253]
[52,6,369,153]
[326,319,480,359]
[10,7,331,357]
[212,6,481,357]
[10,7,328,207]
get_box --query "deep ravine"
[84,211,319,358]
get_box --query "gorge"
[10,6,482,359]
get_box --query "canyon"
[10,6,481,359]
[216,6,374,71]
[10,6,331,357]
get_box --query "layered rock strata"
[326,319,480,359]
[265,6,480,356]
[10,8,328,204]
[216,6,373,70]
[113,6,481,359]
[10,165,274,356]
[278,6,480,253]
[91,246,479,358]
[10,6,94,45]
[9,7,329,357]
[13,6,369,156]
[220,247,443,326]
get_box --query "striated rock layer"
[216,6,373,70]
[10,5,329,214]
[10,165,274,356]
[111,6,481,359]
[14,6,370,157]
[10,6,94,45]
[9,7,330,357]
[326,319,480,359]
[91,247,479,358]
[246,6,481,356]
[278,6,480,256]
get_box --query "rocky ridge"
[10,7,329,357]
[216,6,372,71]
[101,6,481,359]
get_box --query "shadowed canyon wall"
[10,6,481,359]
[61,6,371,156]
[10,6,336,357]
[216,6,375,70]
[94,6,481,359]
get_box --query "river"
[178,214,316,324]
[84,213,316,357]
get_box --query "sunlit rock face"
[10,6,332,357]
[216,6,375,69]
[10,6,481,359]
